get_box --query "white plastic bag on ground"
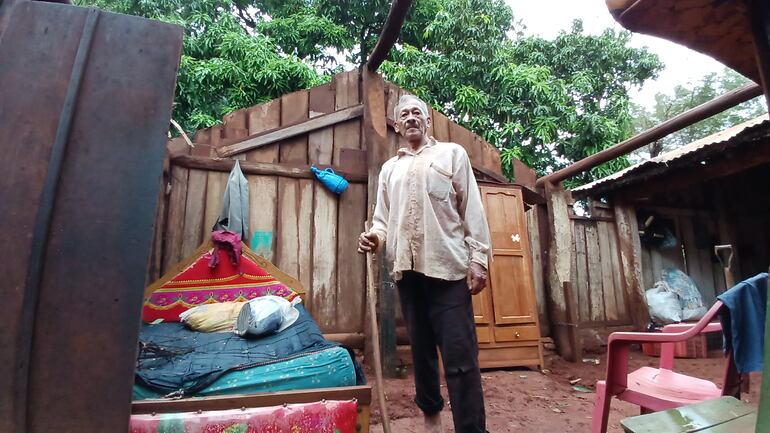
[234,295,301,337]
[662,267,708,321]
[646,281,683,324]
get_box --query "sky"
[505,0,726,108]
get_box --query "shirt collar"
[397,136,436,157]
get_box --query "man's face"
[394,103,431,143]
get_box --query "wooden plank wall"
[161,71,366,335]
[158,72,508,338]
[570,217,630,325]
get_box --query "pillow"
[179,302,245,332]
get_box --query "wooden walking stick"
[364,222,392,433]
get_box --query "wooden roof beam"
[366,0,412,72]
[535,83,763,187]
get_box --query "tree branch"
[235,5,257,30]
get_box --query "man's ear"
[425,116,432,129]
[393,121,401,134]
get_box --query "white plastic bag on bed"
[645,281,682,325]
[234,295,301,337]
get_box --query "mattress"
[134,345,355,399]
[135,304,352,397]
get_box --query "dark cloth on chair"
[397,271,487,433]
[717,273,769,373]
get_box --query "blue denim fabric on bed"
[135,304,341,396]
[133,346,356,399]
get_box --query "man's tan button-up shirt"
[370,138,491,282]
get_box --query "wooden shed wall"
[152,70,506,336]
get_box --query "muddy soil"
[366,350,760,433]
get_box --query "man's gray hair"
[393,94,429,120]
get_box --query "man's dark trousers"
[396,271,486,433]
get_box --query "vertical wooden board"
[425,107,435,138]
[277,178,300,281]
[312,184,338,331]
[333,70,361,165]
[308,83,336,165]
[431,109,450,142]
[247,175,277,262]
[163,165,189,271]
[607,224,628,317]
[698,218,718,305]
[486,143,503,176]
[641,246,654,291]
[203,170,229,235]
[448,121,470,152]
[597,221,619,321]
[527,209,549,334]
[297,179,314,297]
[680,215,708,297]
[584,224,605,321]
[275,178,313,294]
[180,169,208,258]
[334,70,360,110]
[469,133,485,169]
[280,90,310,164]
[573,222,590,323]
[194,127,212,145]
[387,129,400,156]
[246,99,281,163]
[651,246,664,283]
[337,183,367,333]
[222,108,248,142]
[209,124,223,149]
[483,141,503,176]
[385,83,405,155]
[614,201,647,331]
[385,82,400,124]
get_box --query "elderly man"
[358,95,491,433]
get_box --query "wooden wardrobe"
[474,184,544,370]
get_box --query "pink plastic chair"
[591,301,743,433]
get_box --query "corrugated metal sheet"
[572,115,769,196]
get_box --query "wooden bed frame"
[136,240,373,432]
[131,385,372,433]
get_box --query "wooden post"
[361,69,397,376]
[544,182,575,359]
[614,200,648,331]
[562,282,582,363]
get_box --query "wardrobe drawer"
[493,325,539,342]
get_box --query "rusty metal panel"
[0,2,182,432]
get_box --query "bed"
[130,240,371,433]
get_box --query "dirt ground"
[366,350,761,433]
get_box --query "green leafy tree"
[80,0,663,184]
[630,68,766,159]
[381,6,663,184]
[76,0,332,131]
